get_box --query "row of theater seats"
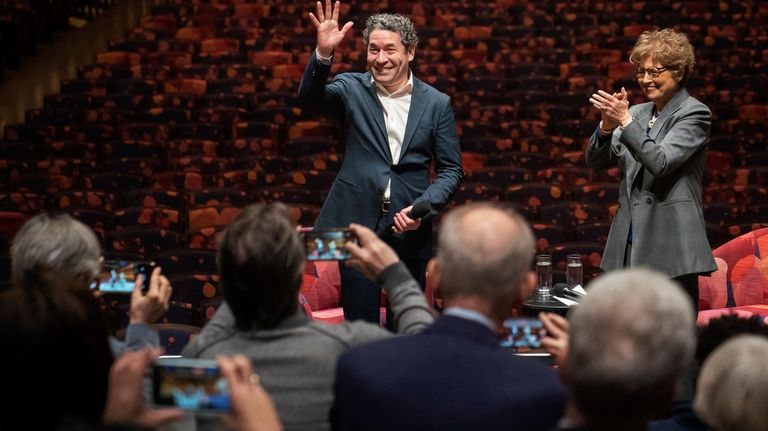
[2,157,764,233]
[1,0,767,336]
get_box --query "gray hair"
[10,213,102,285]
[363,13,419,48]
[436,203,535,318]
[567,268,695,429]
[695,335,768,431]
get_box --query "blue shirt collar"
[443,307,496,331]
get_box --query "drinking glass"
[536,254,552,296]
[566,254,583,287]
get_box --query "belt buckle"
[381,199,391,213]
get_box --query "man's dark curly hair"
[696,314,768,364]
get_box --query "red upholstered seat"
[505,183,565,210]
[114,206,181,231]
[53,190,112,216]
[188,205,242,230]
[697,227,768,326]
[299,261,390,325]
[450,182,502,207]
[187,226,225,251]
[189,188,246,208]
[0,192,47,213]
[531,223,567,253]
[299,261,344,324]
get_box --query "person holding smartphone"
[183,203,433,431]
[9,212,172,354]
[102,348,283,431]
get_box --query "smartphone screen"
[152,358,230,414]
[91,260,154,294]
[499,317,546,351]
[299,228,357,261]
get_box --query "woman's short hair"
[629,28,696,85]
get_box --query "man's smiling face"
[366,29,415,92]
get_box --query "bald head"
[435,203,535,317]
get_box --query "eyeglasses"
[635,66,669,79]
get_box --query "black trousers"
[339,208,428,325]
[339,258,427,325]
[624,241,700,314]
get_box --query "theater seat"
[299,261,389,325]
[697,227,768,326]
[299,261,344,324]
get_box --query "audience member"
[330,203,566,431]
[100,348,282,431]
[693,335,768,431]
[9,212,171,354]
[182,203,433,430]
[694,314,768,363]
[217,355,284,431]
[650,315,768,431]
[102,348,184,429]
[0,268,114,429]
[550,269,695,431]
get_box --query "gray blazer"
[585,88,717,278]
[298,53,463,259]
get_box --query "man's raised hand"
[309,0,353,57]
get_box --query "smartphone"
[499,317,546,351]
[152,358,230,414]
[90,260,155,294]
[299,228,357,261]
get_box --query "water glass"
[566,254,583,287]
[536,254,552,296]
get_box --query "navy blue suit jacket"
[298,53,463,259]
[330,315,567,431]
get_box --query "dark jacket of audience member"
[330,203,566,431]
